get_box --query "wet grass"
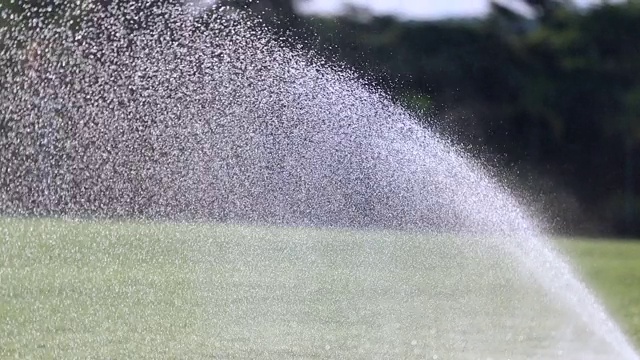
[0,218,201,358]
[559,238,640,347]
[1,218,639,358]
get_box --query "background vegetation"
[232,0,640,237]
[1,0,638,237]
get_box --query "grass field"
[1,218,639,359]
[557,238,640,347]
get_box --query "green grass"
[559,238,640,346]
[1,218,639,359]
[0,218,201,358]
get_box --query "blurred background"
[220,0,640,238]
[2,0,639,237]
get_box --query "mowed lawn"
[0,218,202,358]
[558,238,640,346]
[1,217,639,359]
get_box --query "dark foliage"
[288,1,640,237]
[1,0,638,236]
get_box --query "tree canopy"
[1,0,638,236]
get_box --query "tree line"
[1,0,639,236]
[244,0,640,236]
